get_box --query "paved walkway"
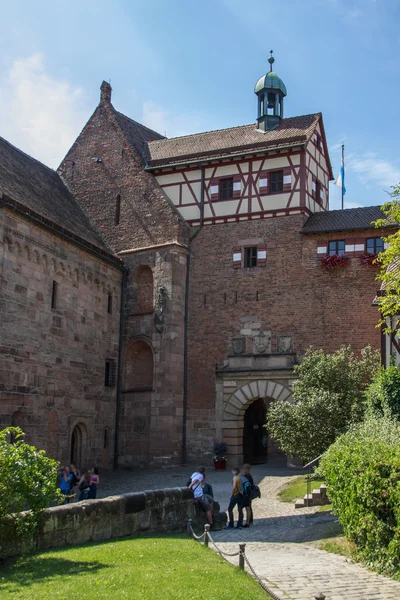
[100,462,400,600]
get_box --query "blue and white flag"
[335,162,346,195]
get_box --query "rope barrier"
[187,519,326,600]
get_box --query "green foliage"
[373,189,400,327]
[0,427,61,550]
[321,415,400,575]
[267,346,380,462]
[366,366,400,419]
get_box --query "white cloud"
[0,54,87,168]
[348,153,400,190]
[142,101,206,139]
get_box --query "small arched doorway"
[243,398,268,464]
[70,423,86,467]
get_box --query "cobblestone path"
[100,462,400,600]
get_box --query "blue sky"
[1,0,399,209]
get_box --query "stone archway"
[222,380,293,465]
[70,422,88,469]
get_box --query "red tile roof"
[145,113,321,168]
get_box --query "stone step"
[294,499,305,509]
[295,484,330,509]
[312,489,323,505]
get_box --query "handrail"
[303,453,324,507]
[303,453,324,470]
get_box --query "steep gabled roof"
[145,113,321,169]
[0,136,114,257]
[303,205,385,233]
[114,111,165,153]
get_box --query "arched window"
[136,266,153,313]
[123,341,154,389]
[115,194,121,226]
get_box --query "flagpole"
[341,144,344,210]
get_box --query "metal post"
[239,543,246,570]
[204,524,210,547]
[314,593,326,600]
[187,518,193,536]
[306,465,311,507]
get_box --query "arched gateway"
[222,380,293,465]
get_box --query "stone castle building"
[0,55,390,468]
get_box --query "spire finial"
[268,50,275,72]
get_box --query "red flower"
[361,252,380,267]
[320,254,350,270]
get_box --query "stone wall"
[1,487,195,560]
[0,207,123,469]
[186,214,385,461]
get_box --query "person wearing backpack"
[241,464,255,527]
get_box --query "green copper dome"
[254,71,287,96]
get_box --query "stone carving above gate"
[232,337,245,355]
[277,335,293,353]
[253,331,271,354]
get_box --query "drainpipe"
[181,165,205,465]
[113,267,127,469]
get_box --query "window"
[103,428,109,449]
[366,237,384,254]
[270,170,283,193]
[104,360,116,387]
[107,293,113,314]
[115,194,121,226]
[315,180,321,203]
[244,246,257,268]
[51,280,58,309]
[219,177,233,200]
[328,240,345,256]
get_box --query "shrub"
[0,427,61,552]
[321,415,400,574]
[267,345,379,462]
[366,366,400,419]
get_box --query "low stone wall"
[2,487,195,560]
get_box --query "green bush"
[267,345,379,462]
[321,415,400,574]
[366,366,400,419]
[0,427,61,552]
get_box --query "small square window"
[244,247,257,268]
[328,240,345,256]
[366,237,384,254]
[270,170,283,193]
[105,360,116,387]
[51,281,58,309]
[219,178,233,200]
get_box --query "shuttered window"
[270,170,283,193]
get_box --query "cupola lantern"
[254,51,287,131]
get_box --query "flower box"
[320,254,350,270]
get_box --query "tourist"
[59,466,73,504]
[89,467,100,499]
[77,470,92,501]
[202,475,214,502]
[69,464,80,501]
[241,463,254,527]
[189,466,213,526]
[226,466,243,529]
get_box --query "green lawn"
[278,475,325,503]
[0,536,271,600]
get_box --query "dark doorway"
[70,424,85,467]
[243,398,268,464]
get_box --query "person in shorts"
[189,466,213,525]
[241,463,254,527]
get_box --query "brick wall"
[0,207,122,469]
[185,214,384,460]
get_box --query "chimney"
[100,81,112,104]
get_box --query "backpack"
[242,479,253,498]
[251,484,261,500]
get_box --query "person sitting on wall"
[202,475,214,503]
[189,466,213,526]
[77,470,92,501]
